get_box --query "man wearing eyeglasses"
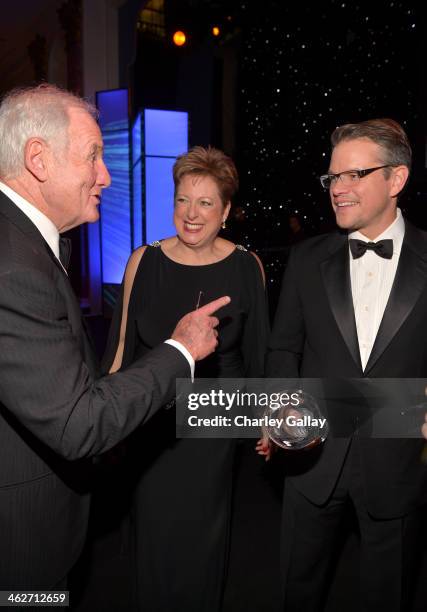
[266,118,427,611]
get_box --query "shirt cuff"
[165,339,195,381]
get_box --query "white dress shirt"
[165,339,195,380]
[0,180,195,378]
[349,208,405,370]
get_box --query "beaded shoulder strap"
[235,244,248,251]
[150,240,162,247]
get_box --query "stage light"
[212,26,220,37]
[172,30,186,46]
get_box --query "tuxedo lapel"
[0,191,99,375]
[365,223,427,374]
[0,190,48,249]
[55,274,100,376]
[0,191,64,273]
[321,234,362,371]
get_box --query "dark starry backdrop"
[226,0,427,308]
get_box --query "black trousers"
[280,440,421,612]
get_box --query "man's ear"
[390,165,409,198]
[24,138,49,182]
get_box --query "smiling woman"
[173,173,230,252]
[167,145,236,263]
[102,145,269,612]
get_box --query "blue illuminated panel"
[146,157,176,244]
[145,109,188,157]
[93,97,188,290]
[132,113,143,248]
[132,112,142,166]
[98,89,129,131]
[144,109,188,244]
[101,130,131,282]
[97,89,131,284]
[133,159,143,248]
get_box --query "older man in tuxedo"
[0,84,229,589]
[266,118,427,611]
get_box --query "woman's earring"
[221,219,226,229]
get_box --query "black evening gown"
[102,243,269,612]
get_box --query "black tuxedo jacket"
[267,221,427,518]
[0,192,189,589]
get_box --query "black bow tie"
[59,236,72,270]
[349,238,393,260]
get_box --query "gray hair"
[0,84,98,179]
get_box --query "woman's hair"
[331,118,412,170]
[173,146,239,205]
[0,83,97,179]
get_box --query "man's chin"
[334,213,357,232]
[86,208,100,224]
[335,218,353,231]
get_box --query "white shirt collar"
[0,180,60,260]
[348,208,405,255]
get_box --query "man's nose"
[97,158,111,188]
[331,178,350,196]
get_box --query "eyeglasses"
[319,165,393,190]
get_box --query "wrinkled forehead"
[65,106,103,148]
[67,105,101,133]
